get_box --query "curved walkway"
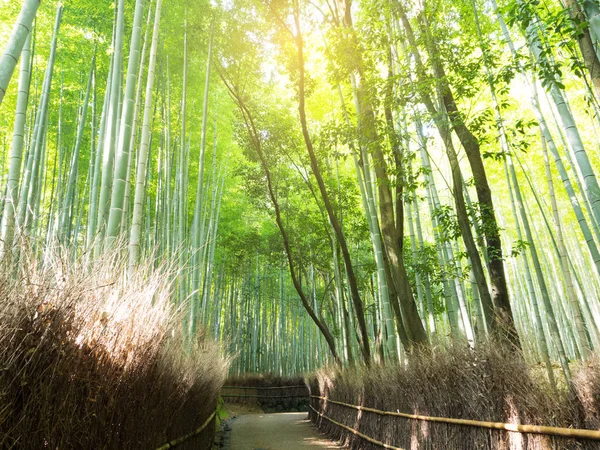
[228,412,341,449]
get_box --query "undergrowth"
[0,247,228,449]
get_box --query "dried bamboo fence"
[307,347,600,450]
[309,395,600,450]
[221,382,310,411]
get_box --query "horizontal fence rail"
[155,411,216,450]
[221,384,309,401]
[311,396,600,441]
[222,385,307,390]
[221,394,308,399]
[310,405,402,450]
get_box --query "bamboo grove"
[2,0,600,382]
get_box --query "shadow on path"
[227,412,342,450]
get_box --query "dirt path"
[227,412,342,449]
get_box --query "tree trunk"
[221,76,340,364]
[397,3,519,347]
[564,0,600,101]
[293,7,371,364]
[350,71,428,348]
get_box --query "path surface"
[228,412,341,449]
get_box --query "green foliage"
[433,205,462,242]
[2,0,600,375]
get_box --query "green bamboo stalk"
[122,6,154,240]
[339,85,396,359]
[541,135,592,355]
[96,0,126,250]
[17,5,62,235]
[87,23,116,250]
[0,0,40,107]
[190,20,215,334]
[60,54,95,240]
[129,0,162,269]
[507,2,600,233]
[0,32,32,257]
[504,157,556,384]
[506,153,571,383]
[106,0,147,247]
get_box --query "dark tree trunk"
[565,0,600,101]
[293,7,371,364]
[395,1,521,347]
[220,75,340,364]
[340,1,429,349]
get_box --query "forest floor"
[215,402,341,450]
